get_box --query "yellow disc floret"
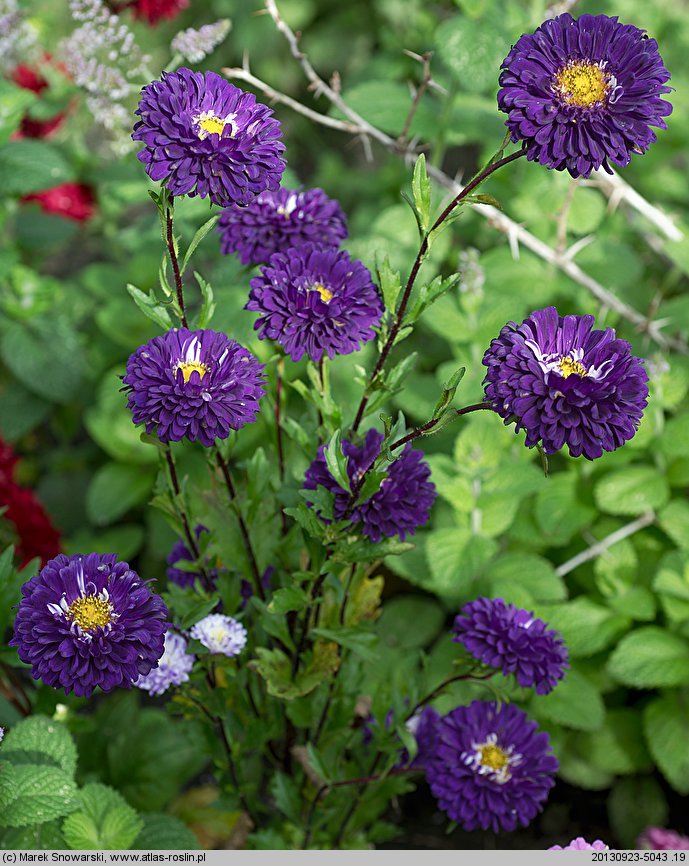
[67,595,114,632]
[554,61,610,108]
[479,743,510,772]
[198,115,226,138]
[176,361,210,383]
[558,356,588,378]
[313,284,334,304]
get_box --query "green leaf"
[126,284,173,331]
[195,271,216,328]
[323,430,350,493]
[608,777,668,849]
[377,595,444,650]
[378,256,402,313]
[0,820,66,850]
[133,814,200,851]
[0,317,84,404]
[1,716,77,776]
[485,554,566,604]
[338,536,414,563]
[534,473,596,544]
[312,627,378,662]
[86,462,156,526]
[0,80,37,144]
[411,154,431,232]
[537,598,630,658]
[594,467,669,516]
[62,783,143,850]
[530,670,604,732]
[432,366,465,418]
[576,709,652,776]
[0,765,79,827]
[0,140,74,195]
[270,773,302,823]
[659,499,689,550]
[644,692,689,794]
[181,215,219,275]
[607,627,689,688]
[268,586,309,615]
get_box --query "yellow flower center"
[276,206,291,220]
[313,284,334,304]
[198,116,226,138]
[558,356,588,378]
[479,743,509,772]
[554,61,610,107]
[176,361,210,383]
[67,595,113,632]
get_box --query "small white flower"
[190,613,247,657]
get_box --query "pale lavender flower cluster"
[60,0,150,153]
[135,631,195,696]
[0,0,37,73]
[171,20,231,65]
[190,614,247,657]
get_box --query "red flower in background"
[109,0,188,25]
[10,60,67,140]
[0,438,61,568]
[22,183,96,222]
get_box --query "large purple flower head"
[167,524,218,590]
[497,14,672,177]
[218,187,348,267]
[246,244,383,363]
[123,328,266,447]
[482,306,648,460]
[132,69,285,207]
[426,700,558,833]
[453,597,568,695]
[303,429,436,542]
[10,553,168,698]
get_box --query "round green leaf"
[607,627,689,688]
[644,693,689,794]
[594,466,670,516]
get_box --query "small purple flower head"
[498,14,672,177]
[407,706,440,768]
[550,838,608,851]
[638,828,689,851]
[134,631,195,696]
[10,553,168,698]
[218,187,348,267]
[426,700,558,833]
[132,68,285,207]
[303,429,436,542]
[453,597,568,695]
[246,244,383,363]
[190,613,247,657]
[167,525,217,590]
[123,328,266,447]
[482,306,648,460]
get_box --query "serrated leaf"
[378,256,402,313]
[607,627,689,688]
[62,783,143,850]
[339,536,414,563]
[312,627,379,662]
[268,586,309,615]
[644,693,689,794]
[0,765,78,827]
[181,215,219,275]
[1,716,77,776]
[536,598,630,658]
[594,467,669,516]
[134,813,200,851]
[530,670,604,732]
[126,284,173,331]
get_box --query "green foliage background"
[1,0,688,850]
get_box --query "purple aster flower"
[453,597,568,695]
[10,553,168,698]
[303,429,436,542]
[132,68,285,207]
[167,524,218,590]
[246,244,383,363]
[498,14,672,177]
[425,700,558,833]
[482,306,648,461]
[122,327,266,447]
[407,706,440,768]
[550,838,608,851]
[638,828,689,851]
[134,631,195,696]
[190,613,247,657]
[240,566,273,610]
[218,187,348,267]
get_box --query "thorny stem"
[342,402,493,521]
[163,447,215,593]
[214,448,265,600]
[165,197,188,328]
[351,148,526,433]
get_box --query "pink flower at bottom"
[549,838,608,851]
